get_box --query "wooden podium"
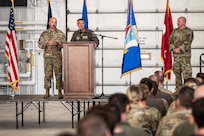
[63,42,95,99]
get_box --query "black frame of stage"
[0,95,107,129]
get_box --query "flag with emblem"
[121,0,142,78]
[161,0,173,80]
[5,0,19,91]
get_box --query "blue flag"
[82,0,88,29]
[47,0,52,29]
[121,0,142,78]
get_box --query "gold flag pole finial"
[11,0,14,9]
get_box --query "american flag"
[5,2,19,91]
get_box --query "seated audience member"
[184,77,200,90]
[77,114,111,136]
[155,86,194,136]
[151,81,169,110]
[108,93,151,136]
[196,72,204,84]
[149,74,173,105]
[173,84,204,136]
[154,70,175,100]
[167,77,199,115]
[140,78,167,117]
[86,104,120,135]
[189,98,204,136]
[126,84,161,135]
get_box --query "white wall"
[0,0,204,95]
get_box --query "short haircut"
[154,71,164,83]
[108,93,129,114]
[77,114,107,136]
[77,18,84,22]
[178,86,194,109]
[192,98,204,128]
[86,104,120,135]
[196,72,204,84]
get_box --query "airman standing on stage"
[38,17,66,99]
[169,16,194,95]
[71,18,99,47]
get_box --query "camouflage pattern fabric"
[155,110,191,136]
[126,105,161,134]
[38,29,66,90]
[173,56,192,91]
[169,27,194,91]
[167,101,177,115]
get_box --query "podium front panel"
[63,42,95,99]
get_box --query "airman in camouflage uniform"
[155,109,191,136]
[126,105,161,135]
[155,86,194,136]
[38,17,66,99]
[126,84,161,135]
[169,16,194,94]
[71,18,99,47]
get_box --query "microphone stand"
[93,33,118,99]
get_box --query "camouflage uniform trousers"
[44,54,63,90]
[173,56,192,91]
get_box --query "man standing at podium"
[71,18,99,47]
[38,17,66,99]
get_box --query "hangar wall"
[0,0,204,95]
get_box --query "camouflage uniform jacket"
[126,105,161,133]
[120,121,151,136]
[167,101,177,115]
[159,86,175,101]
[38,28,66,58]
[169,27,194,57]
[71,29,99,47]
[155,109,191,136]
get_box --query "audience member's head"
[191,98,204,128]
[184,77,200,90]
[108,93,130,123]
[149,74,159,85]
[57,132,75,136]
[176,86,194,110]
[196,72,204,84]
[77,114,111,136]
[194,84,204,101]
[126,84,149,104]
[140,77,153,95]
[154,70,165,85]
[86,104,120,135]
[151,80,159,96]
[189,98,204,135]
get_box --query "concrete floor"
[0,101,77,136]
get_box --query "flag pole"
[129,73,132,86]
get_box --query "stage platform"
[0,95,108,129]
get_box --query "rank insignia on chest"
[82,35,88,39]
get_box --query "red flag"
[5,1,19,91]
[161,0,173,80]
